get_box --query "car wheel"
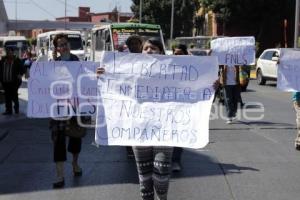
[257,69,266,85]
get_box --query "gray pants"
[133,146,173,200]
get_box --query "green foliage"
[28,38,37,46]
[127,18,139,23]
[131,0,200,39]
[198,0,296,52]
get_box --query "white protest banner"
[95,52,218,149]
[27,61,99,118]
[277,48,300,91]
[211,36,256,65]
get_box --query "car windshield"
[50,34,83,50]
[67,35,83,50]
[4,40,28,51]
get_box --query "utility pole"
[294,0,299,48]
[284,19,288,48]
[170,0,174,40]
[139,0,142,23]
[15,0,17,31]
[64,0,67,29]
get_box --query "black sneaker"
[2,111,12,115]
[53,178,65,189]
[295,143,300,151]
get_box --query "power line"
[4,0,29,4]
[53,0,91,16]
[29,0,57,18]
[55,0,77,10]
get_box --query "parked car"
[256,48,280,85]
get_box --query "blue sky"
[4,0,133,20]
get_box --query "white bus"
[0,36,29,58]
[36,30,85,61]
[90,23,165,61]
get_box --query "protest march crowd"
[1,32,300,200]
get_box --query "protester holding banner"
[219,65,241,124]
[96,38,173,199]
[97,38,173,200]
[277,49,300,150]
[210,37,255,124]
[96,37,219,199]
[130,38,172,200]
[0,47,24,115]
[50,33,84,189]
[293,92,300,150]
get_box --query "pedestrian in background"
[50,33,85,188]
[126,35,143,53]
[293,92,300,150]
[0,47,24,115]
[171,43,189,172]
[22,51,33,79]
[219,64,241,124]
[124,35,143,158]
[36,48,47,62]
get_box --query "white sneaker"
[226,119,233,124]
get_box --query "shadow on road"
[0,119,260,194]
[240,120,294,127]
[172,148,259,180]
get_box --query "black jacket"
[0,56,25,83]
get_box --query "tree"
[199,0,295,53]
[131,0,200,39]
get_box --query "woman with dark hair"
[50,33,84,189]
[132,38,173,200]
[142,37,165,55]
[96,38,173,200]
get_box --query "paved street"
[0,79,299,200]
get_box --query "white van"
[36,30,85,61]
[0,36,29,58]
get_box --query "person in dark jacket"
[0,47,24,115]
[124,35,143,158]
[171,44,189,172]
